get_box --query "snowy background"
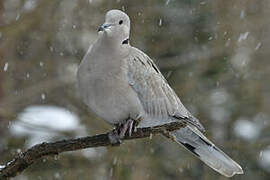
[0,0,270,179]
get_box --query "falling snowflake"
[41,93,46,100]
[3,62,8,72]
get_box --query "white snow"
[15,14,20,21]
[49,46,54,52]
[3,62,8,72]
[230,47,251,70]
[200,1,206,5]
[23,0,37,12]
[233,119,260,141]
[16,148,22,153]
[240,10,245,19]
[9,105,85,147]
[166,71,172,79]
[238,32,249,42]
[149,133,153,140]
[41,93,46,100]
[255,42,262,50]
[54,172,61,179]
[158,19,162,26]
[259,148,270,172]
[113,157,118,165]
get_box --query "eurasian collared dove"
[77,9,243,177]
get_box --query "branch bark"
[0,121,186,179]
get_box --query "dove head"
[98,10,130,45]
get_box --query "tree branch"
[0,121,186,179]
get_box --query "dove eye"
[119,20,123,25]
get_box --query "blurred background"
[0,0,270,179]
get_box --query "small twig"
[0,121,186,179]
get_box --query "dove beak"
[98,23,112,32]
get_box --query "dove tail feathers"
[169,125,243,177]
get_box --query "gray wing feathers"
[172,125,243,177]
[127,47,242,177]
[128,50,170,118]
[127,47,204,130]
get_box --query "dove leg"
[108,119,133,145]
[108,117,143,145]
[119,119,134,138]
[121,116,143,137]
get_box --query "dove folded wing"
[127,47,204,130]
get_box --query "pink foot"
[119,119,134,138]
[108,119,134,145]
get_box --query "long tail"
[166,125,243,177]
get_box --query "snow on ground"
[9,105,105,159]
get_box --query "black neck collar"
[122,38,129,44]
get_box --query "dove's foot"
[120,117,143,136]
[108,129,122,146]
[108,119,135,145]
[119,119,134,137]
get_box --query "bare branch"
[0,121,186,179]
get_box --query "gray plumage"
[77,9,243,177]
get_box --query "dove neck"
[96,34,130,56]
